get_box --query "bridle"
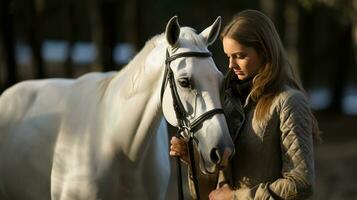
[160,49,224,200]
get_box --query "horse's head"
[160,16,234,174]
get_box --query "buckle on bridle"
[177,125,192,141]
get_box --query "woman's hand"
[169,136,189,164]
[209,183,234,200]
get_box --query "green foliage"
[298,0,315,11]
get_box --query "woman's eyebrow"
[231,51,246,56]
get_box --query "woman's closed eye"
[235,53,247,59]
[237,54,247,59]
[228,53,247,60]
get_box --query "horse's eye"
[178,78,191,88]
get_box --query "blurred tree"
[297,4,316,89]
[27,0,45,78]
[121,0,139,68]
[64,0,76,77]
[260,0,288,62]
[0,0,17,90]
[329,20,354,113]
[89,0,119,72]
[123,0,138,47]
[298,0,356,113]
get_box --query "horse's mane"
[117,35,159,75]
[108,34,162,98]
[111,28,207,97]
[121,27,206,73]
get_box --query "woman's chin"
[237,74,247,80]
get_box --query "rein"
[161,49,224,200]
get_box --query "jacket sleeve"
[232,91,316,200]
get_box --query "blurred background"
[0,0,356,199]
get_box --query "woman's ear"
[165,16,180,47]
[200,16,221,46]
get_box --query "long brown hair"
[221,10,320,141]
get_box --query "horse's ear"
[200,16,221,46]
[165,16,180,47]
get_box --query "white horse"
[0,16,234,200]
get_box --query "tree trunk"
[64,0,76,78]
[90,0,117,72]
[28,0,45,78]
[274,0,286,42]
[0,0,17,90]
[297,5,315,89]
[121,0,138,69]
[328,22,353,113]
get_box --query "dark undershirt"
[229,76,253,105]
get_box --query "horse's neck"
[100,48,165,165]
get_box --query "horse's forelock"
[179,27,207,51]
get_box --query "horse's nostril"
[210,148,221,164]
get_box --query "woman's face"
[223,37,264,80]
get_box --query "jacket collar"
[223,70,254,108]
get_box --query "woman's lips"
[234,70,244,75]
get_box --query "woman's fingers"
[170,137,187,155]
[169,136,189,163]
[171,136,186,146]
[170,138,187,156]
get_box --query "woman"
[170,9,320,200]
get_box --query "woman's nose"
[228,58,238,69]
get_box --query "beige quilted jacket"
[189,86,316,200]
